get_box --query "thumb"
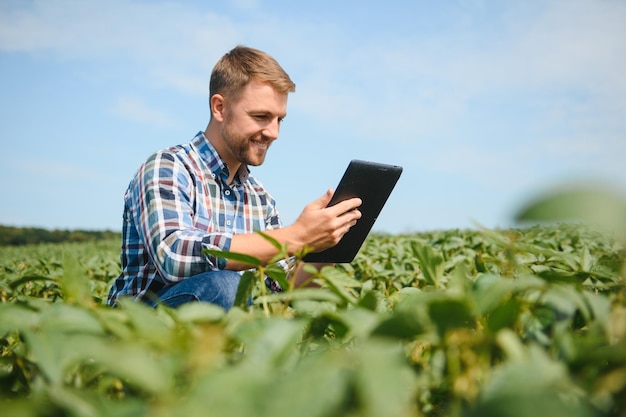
[312,189,333,209]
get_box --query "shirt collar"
[191,131,250,184]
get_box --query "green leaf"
[357,290,379,311]
[0,303,41,334]
[472,274,544,316]
[262,349,351,417]
[59,253,91,306]
[579,246,593,272]
[541,284,591,322]
[203,249,262,268]
[47,385,99,417]
[39,303,105,335]
[21,330,76,385]
[257,231,282,251]
[318,267,359,305]
[411,241,444,285]
[515,184,626,238]
[353,340,416,417]
[324,308,381,340]
[85,337,175,394]
[469,341,596,417]
[428,298,474,337]
[582,291,611,325]
[372,310,425,339]
[234,270,256,308]
[265,263,289,291]
[117,299,175,348]
[231,317,308,367]
[8,274,55,290]
[255,288,343,304]
[485,298,521,333]
[175,301,225,323]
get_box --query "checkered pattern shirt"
[107,131,288,305]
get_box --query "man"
[107,45,362,310]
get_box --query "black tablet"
[303,159,403,263]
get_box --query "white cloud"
[153,69,210,97]
[7,157,106,182]
[110,96,178,127]
[229,0,260,12]
[513,0,626,92]
[3,0,624,119]
[0,0,239,92]
[0,1,227,54]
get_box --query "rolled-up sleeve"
[128,151,230,284]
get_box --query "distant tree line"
[0,225,122,246]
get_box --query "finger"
[339,209,361,224]
[329,197,362,215]
[342,219,358,237]
[312,189,334,209]
[339,212,360,234]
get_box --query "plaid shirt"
[107,131,288,305]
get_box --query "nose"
[263,118,280,140]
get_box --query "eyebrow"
[249,109,287,120]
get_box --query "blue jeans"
[149,270,242,310]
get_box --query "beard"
[221,117,272,167]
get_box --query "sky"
[1,0,625,234]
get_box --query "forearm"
[226,229,329,289]
[225,225,305,270]
[224,190,362,271]
[152,229,228,282]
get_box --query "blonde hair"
[210,45,296,102]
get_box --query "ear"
[210,94,226,122]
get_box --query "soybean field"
[1,188,625,417]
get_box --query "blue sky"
[1,0,625,234]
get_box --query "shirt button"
[226,220,232,226]
[212,173,216,179]
[224,190,231,196]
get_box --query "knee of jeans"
[212,270,242,297]
[190,270,240,304]
[157,293,199,309]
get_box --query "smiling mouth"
[251,136,271,150]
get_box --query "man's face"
[220,79,288,167]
